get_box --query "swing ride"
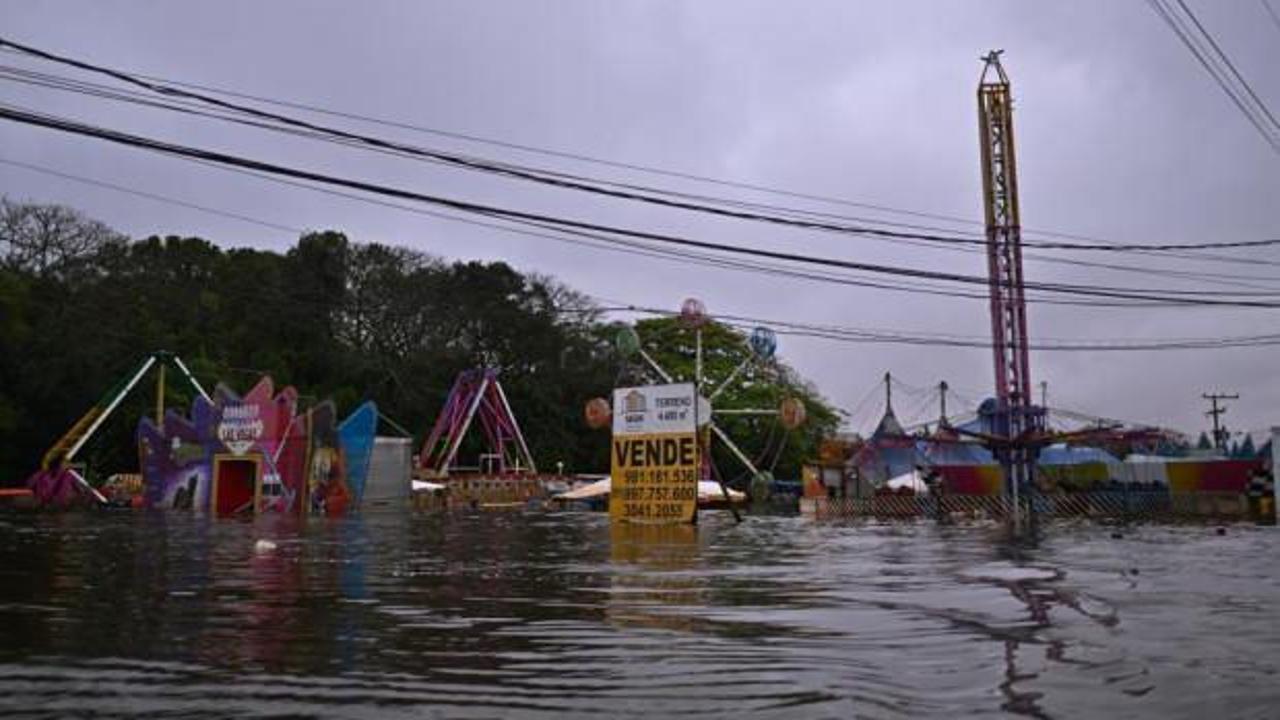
[415,367,550,508]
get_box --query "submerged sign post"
[609,383,699,524]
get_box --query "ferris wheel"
[590,298,806,489]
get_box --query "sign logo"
[623,389,646,414]
[216,402,265,455]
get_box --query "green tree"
[1239,434,1256,457]
[0,268,32,479]
[0,201,836,489]
[0,198,124,278]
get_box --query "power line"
[602,304,1280,350]
[9,102,1280,307]
[0,43,1145,243]
[1146,0,1280,154]
[186,152,1215,309]
[3,36,1279,255]
[7,46,1250,268]
[1173,0,1280,134]
[150,148,1182,308]
[0,38,1013,251]
[9,151,1280,353]
[2,144,1086,307]
[1265,0,1280,36]
[0,155,303,234]
[9,60,1277,293]
[6,48,1280,301]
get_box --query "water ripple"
[0,511,1276,718]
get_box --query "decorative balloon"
[679,297,708,328]
[749,326,777,360]
[779,397,807,430]
[584,397,612,429]
[614,325,641,357]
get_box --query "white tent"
[697,481,747,504]
[555,476,611,501]
[885,469,930,494]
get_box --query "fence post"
[1270,427,1280,525]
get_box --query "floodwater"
[0,510,1276,719]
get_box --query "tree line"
[0,199,840,488]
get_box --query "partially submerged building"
[137,376,378,515]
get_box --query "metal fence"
[800,490,1265,522]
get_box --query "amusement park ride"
[972,52,1171,520]
[603,298,806,490]
[976,51,1045,519]
[417,368,536,479]
[411,300,806,511]
[29,350,210,505]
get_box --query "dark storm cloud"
[2,1,1278,438]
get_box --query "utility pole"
[1203,392,1239,451]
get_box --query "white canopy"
[411,479,446,493]
[552,478,746,503]
[555,477,612,500]
[885,470,930,494]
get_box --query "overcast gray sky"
[2,1,1278,440]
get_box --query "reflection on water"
[608,523,705,635]
[0,510,1277,718]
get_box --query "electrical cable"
[0,155,303,234]
[1173,0,1280,135]
[1264,0,1280,36]
[601,303,1280,350]
[1146,0,1280,153]
[3,36,1279,254]
[0,44,1184,244]
[3,69,1276,301]
[6,102,1280,309]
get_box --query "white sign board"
[612,383,699,436]
[610,383,700,524]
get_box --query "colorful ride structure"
[417,368,545,507]
[977,51,1044,516]
[419,368,535,479]
[802,373,1270,522]
[138,376,377,516]
[27,350,210,507]
[25,350,378,515]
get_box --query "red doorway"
[212,456,260,516]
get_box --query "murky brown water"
[0,509,1276,718]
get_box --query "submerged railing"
[801,491,1268,522]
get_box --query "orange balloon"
[779,397,806,430]
[584,397,612,429]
